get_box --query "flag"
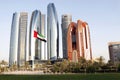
[34,30,47,42]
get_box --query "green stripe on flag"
[38,33,45,38]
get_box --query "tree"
[52,62,60,73]
[68,62,76,72]
[107,60,114,66]
[10,62,18,71]
[73,63,80,73]
[78,57,86,64]
[46,60,51,65]
[24,61,30,70]
[86,65,95,73]
[93,61,100,72]
[0,66,1,73]
[35,63,39,70]
[0,60,8,65]
[59,60,68,73]
[78,57,87,73]
[0,60,8,72]
[96,56,105,66]
[117,64,120,72]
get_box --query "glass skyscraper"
[47,3,61,60]
[18,12,28,66]
[29,10,46,61]
[10,3,63,67]
[61,14,72,59]
[9,12,28,66]
[9,12,19,66]
[41,14,47,60]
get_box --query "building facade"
[67,20,92,62]
[18,12,28,66]
[9,12,19,66]
[47,3,60,60]
[61,14,72,59]
[41,14,47,60]
[29,10,46,61]
[9,12,28,66]
[108,42,120,64]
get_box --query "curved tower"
[67,22,78,62]
[29,10,41,60]
[29,10,46,61]
[9,12,19,66]
[47,3,59,60]
[67,20,92,62]
[9,12,28,66]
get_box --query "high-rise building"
[9,12,28,66]
[108,42,120,64]
[29,10,46,61]
[9,12,19,66]
[18,12,28,66]
[61,14,72,59]
[41,14,47,60]
[67,20,92,62]
[47,3,60,60]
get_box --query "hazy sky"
[0,0,120,62]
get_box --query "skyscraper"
[108,42,120,64]
[47,3,60,60]
[9,12,19,66]
[9,12,28,66]
[61,14,72,59]
[41,14,47,60]
[18,12,28,66]
[67,20,92,62]
[29,10,46,61]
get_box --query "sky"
[0,0,120,62]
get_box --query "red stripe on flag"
[34,31,38,38]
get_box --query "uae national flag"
[34,30,47,42]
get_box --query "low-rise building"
[108,42,120,64]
